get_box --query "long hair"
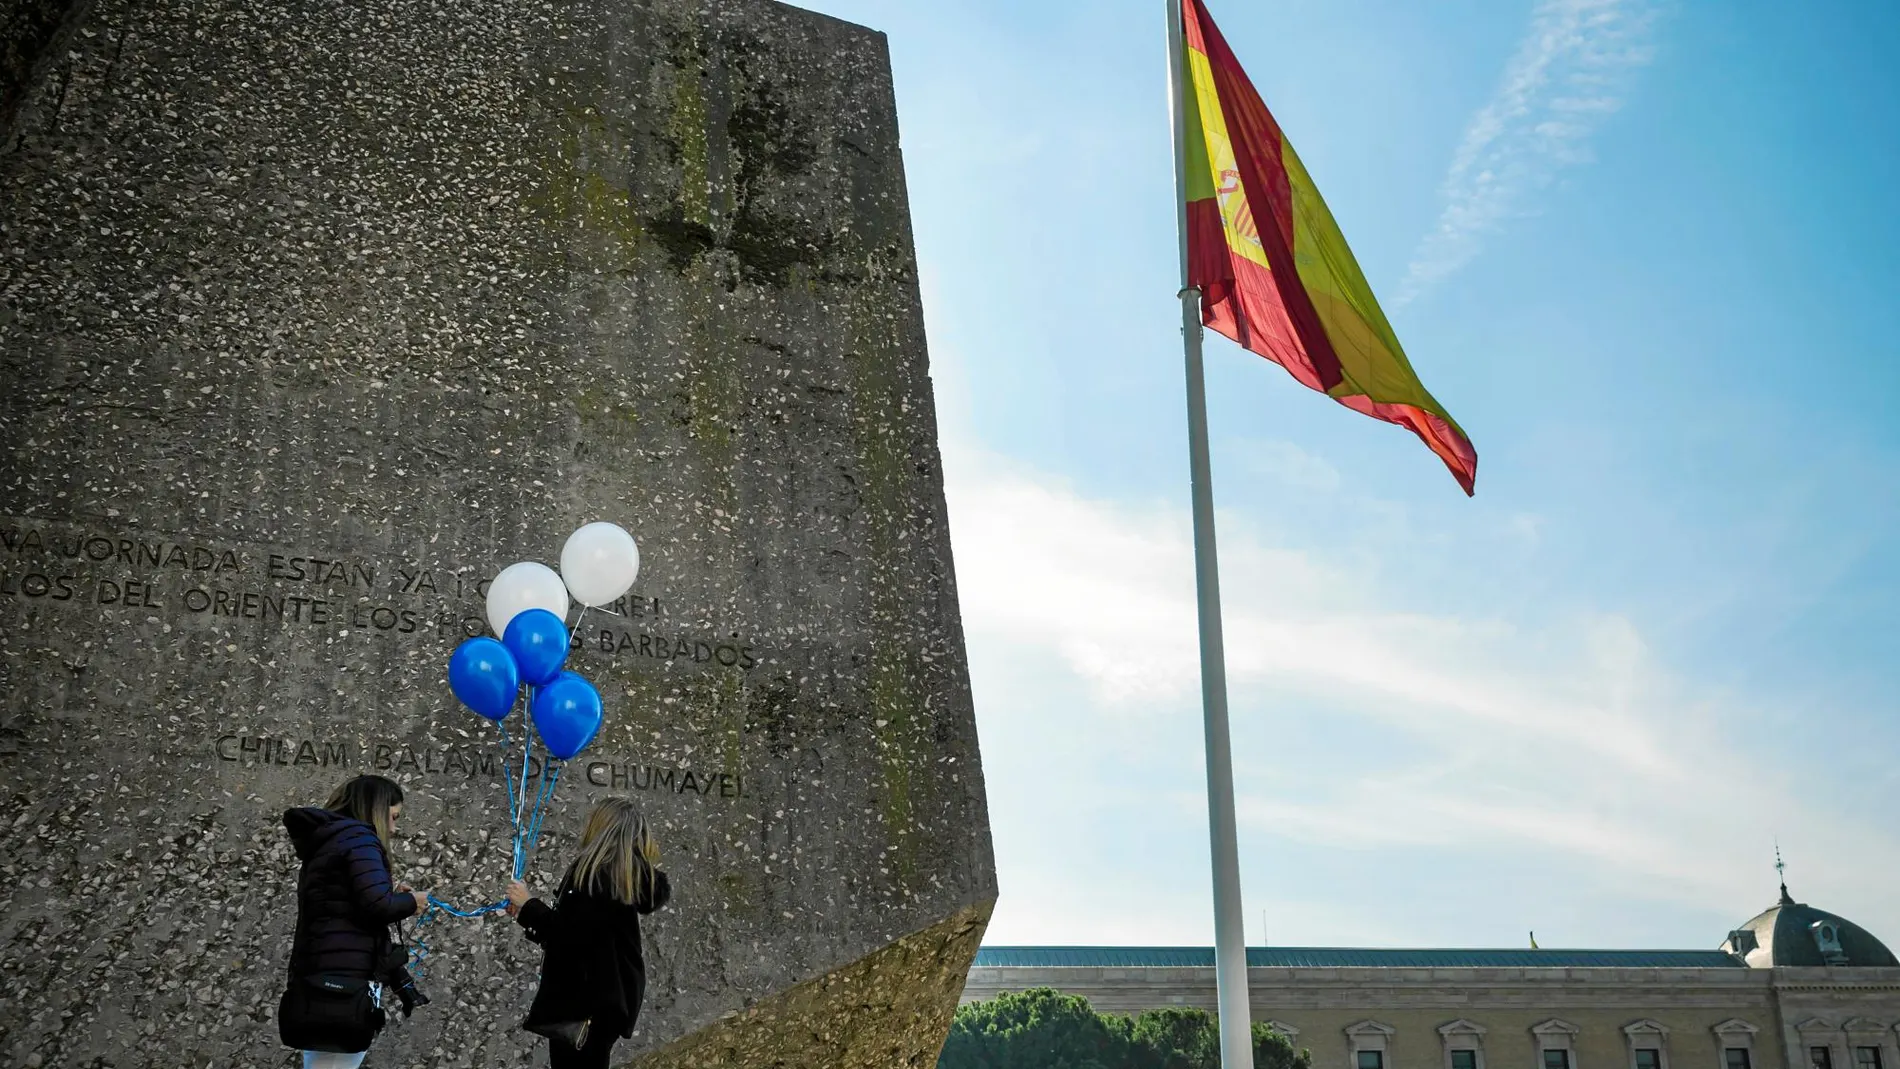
[567,797,657,906]
[324,774,404,844]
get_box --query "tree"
[1254,1022,1314,1069]
[938,989,1316,1069]
[1127,1007,1221,1069]
[939,988,1124,1069]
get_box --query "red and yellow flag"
[1181,0,1477,494]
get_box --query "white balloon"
[560,522,640,607]
[486,561,569,637]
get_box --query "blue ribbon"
[514,707,533,871]
[517,763,561,877]
[426,895,509,918]
[497,722,522,827]
[408,895,508,982]
[495,721,536,880]
[408,717,570,980]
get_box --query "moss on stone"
[527,106,645,252]
[667,58,711,229]
[839,295,929,890]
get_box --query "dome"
[1721,884,1899,968]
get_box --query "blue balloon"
[503,608,569,687]
[531,671,603,761]
[448,637,519,721]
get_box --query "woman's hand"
[504,879,531,916]
[409,889,434,916]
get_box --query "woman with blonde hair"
[505,796,672,1069]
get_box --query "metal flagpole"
[1166,2,1254,1067]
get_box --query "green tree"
[1127,1007,1221,1069]
[1253,1022,1314,1069]
[939,988,1126,1069]
[938,990,1316,1069]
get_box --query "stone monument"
[0,0,996,1065]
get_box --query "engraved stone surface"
[0,0,92,144]
[0,0,996,1065]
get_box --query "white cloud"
[941,440,1900,946]
[1235,439,1343,493]
[1398,0,1658,302]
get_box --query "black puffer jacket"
[284,807,418,980]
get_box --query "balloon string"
[408,895,508,983]
[570,602,627,642]
[496,721,521,831]
[514,702,532,876]
[520,764,561,875]
[514,763,561,880]
[426,895,508,918]
[414,745,550,980]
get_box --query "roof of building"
[1721,884,1899,968]
[972,947,1747,969]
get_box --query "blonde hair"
[568,797,657,906]
[325,774,403,844]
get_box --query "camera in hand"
[380,945,430,1018]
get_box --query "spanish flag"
[1180,0,1478,494]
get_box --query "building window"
[1535,1019,1581,1069]
[1441,1019,1488,1069]
[1854,1050,1882,1069]
[1624,1019,1671,1069]
[1812,1051,1834,1069]
[1349,1020,1396,1069]
[1711,1019,1760,1069]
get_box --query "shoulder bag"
[278,972,385,1053]
[527,1018,592,1050]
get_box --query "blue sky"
[796,0,1900,950]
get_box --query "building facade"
[963,887,1900,1069]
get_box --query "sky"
[793,0,1900,951]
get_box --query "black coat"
[518,868,670,1037]
[284,807,419,981]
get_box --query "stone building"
[963,885,1900,1069]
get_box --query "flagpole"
[1167,3,1254,1067]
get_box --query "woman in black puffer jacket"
[279,775,432,1069]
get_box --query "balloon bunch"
[407,525,639,979]
[442,522,639,886]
